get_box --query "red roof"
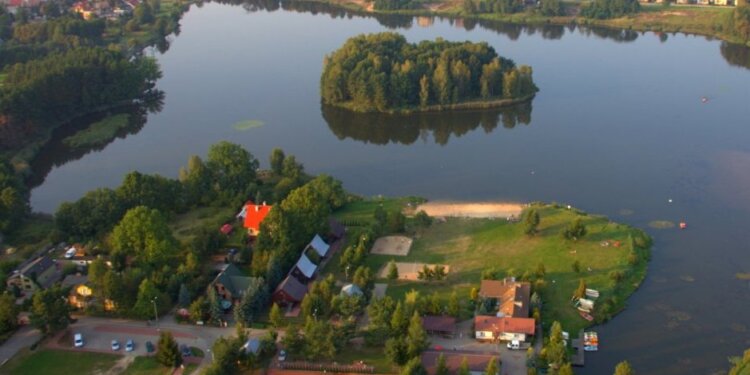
[473,316,535,335]
[9,0,23,6]
[243,201,272,232]
[220,224,233,235]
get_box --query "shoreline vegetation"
[300,0,750,45]
[321,33,538,113]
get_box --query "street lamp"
[313,308,318,321]
[152,297,159,327]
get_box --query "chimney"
[255,205,259,212]
[262,201,266,206]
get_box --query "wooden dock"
[571,330,585,366]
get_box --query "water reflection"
[322,102,532,145]
[27,92,164,188]
[720,41,750,69]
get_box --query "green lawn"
[324,201,651,336]
[332,196,425,226]
[121,356,197,375]
[1,349,120,375]
[62,113,131,148]
[169,206,236,243]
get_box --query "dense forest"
[321,33,537,112]
[0,48,161,124]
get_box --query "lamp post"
[152,297,159,328]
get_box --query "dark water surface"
[29,2,750,373]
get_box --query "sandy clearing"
[416,201,524,218]
[371,236,413,256]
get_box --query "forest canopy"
[320,32,537,112]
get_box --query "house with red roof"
[236,201,272,236]
[474,315,536,342]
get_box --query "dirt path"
[96,355,135,375]
[417,201,524,218]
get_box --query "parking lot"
[60,321,205,359]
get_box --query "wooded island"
[320,32,538,113]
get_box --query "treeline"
[462,0,564,17]
[1,47,160,123]
[722,4,750,44]
[321,32,537,112]
[0,159,28,233]
[580,0,640,20]
[373,0,421,10]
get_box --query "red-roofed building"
[474,316,536,342]
[237,201,272,236]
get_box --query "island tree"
[321,33,537,112]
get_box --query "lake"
[28,1,750,373]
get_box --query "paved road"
[0,325,42,365]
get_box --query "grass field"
[62,114,131,148]
[1,349,120,375]
[120,356,197,375]
[325,200,651,336]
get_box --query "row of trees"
[0,159,28,233]
[462,0,563,16]
[321,32,537,112]
[580,0,640,19]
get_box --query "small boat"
[579,311,594,321]
[679,222,687,229]
[585,289,600,299]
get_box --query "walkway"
[0,325,42,366]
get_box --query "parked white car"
[74,333,84,347]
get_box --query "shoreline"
[331,94,536,114]
[294,0,749,46]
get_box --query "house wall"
[475,331,495,340]
[7,275,36,292]
[499,332,527,342]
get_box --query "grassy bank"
[326,199,651,336]
[62,114,131,148]
[1,349,120,374]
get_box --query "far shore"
[416,201,524,218]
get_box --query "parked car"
[278,349,287,362]
[145,341,154,353]
[111,340,120,351]
[125,339,134,352]
[73,333,84,348]
[507,340,520,350]
[180,344,191,357]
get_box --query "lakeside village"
[2,191,647,374]
[0,0,142,21]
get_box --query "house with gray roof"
[305,234,330,258]
[291,253,317,283]
[210,264,256,306]
[6,255,62,293]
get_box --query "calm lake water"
[29,2,750,373]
